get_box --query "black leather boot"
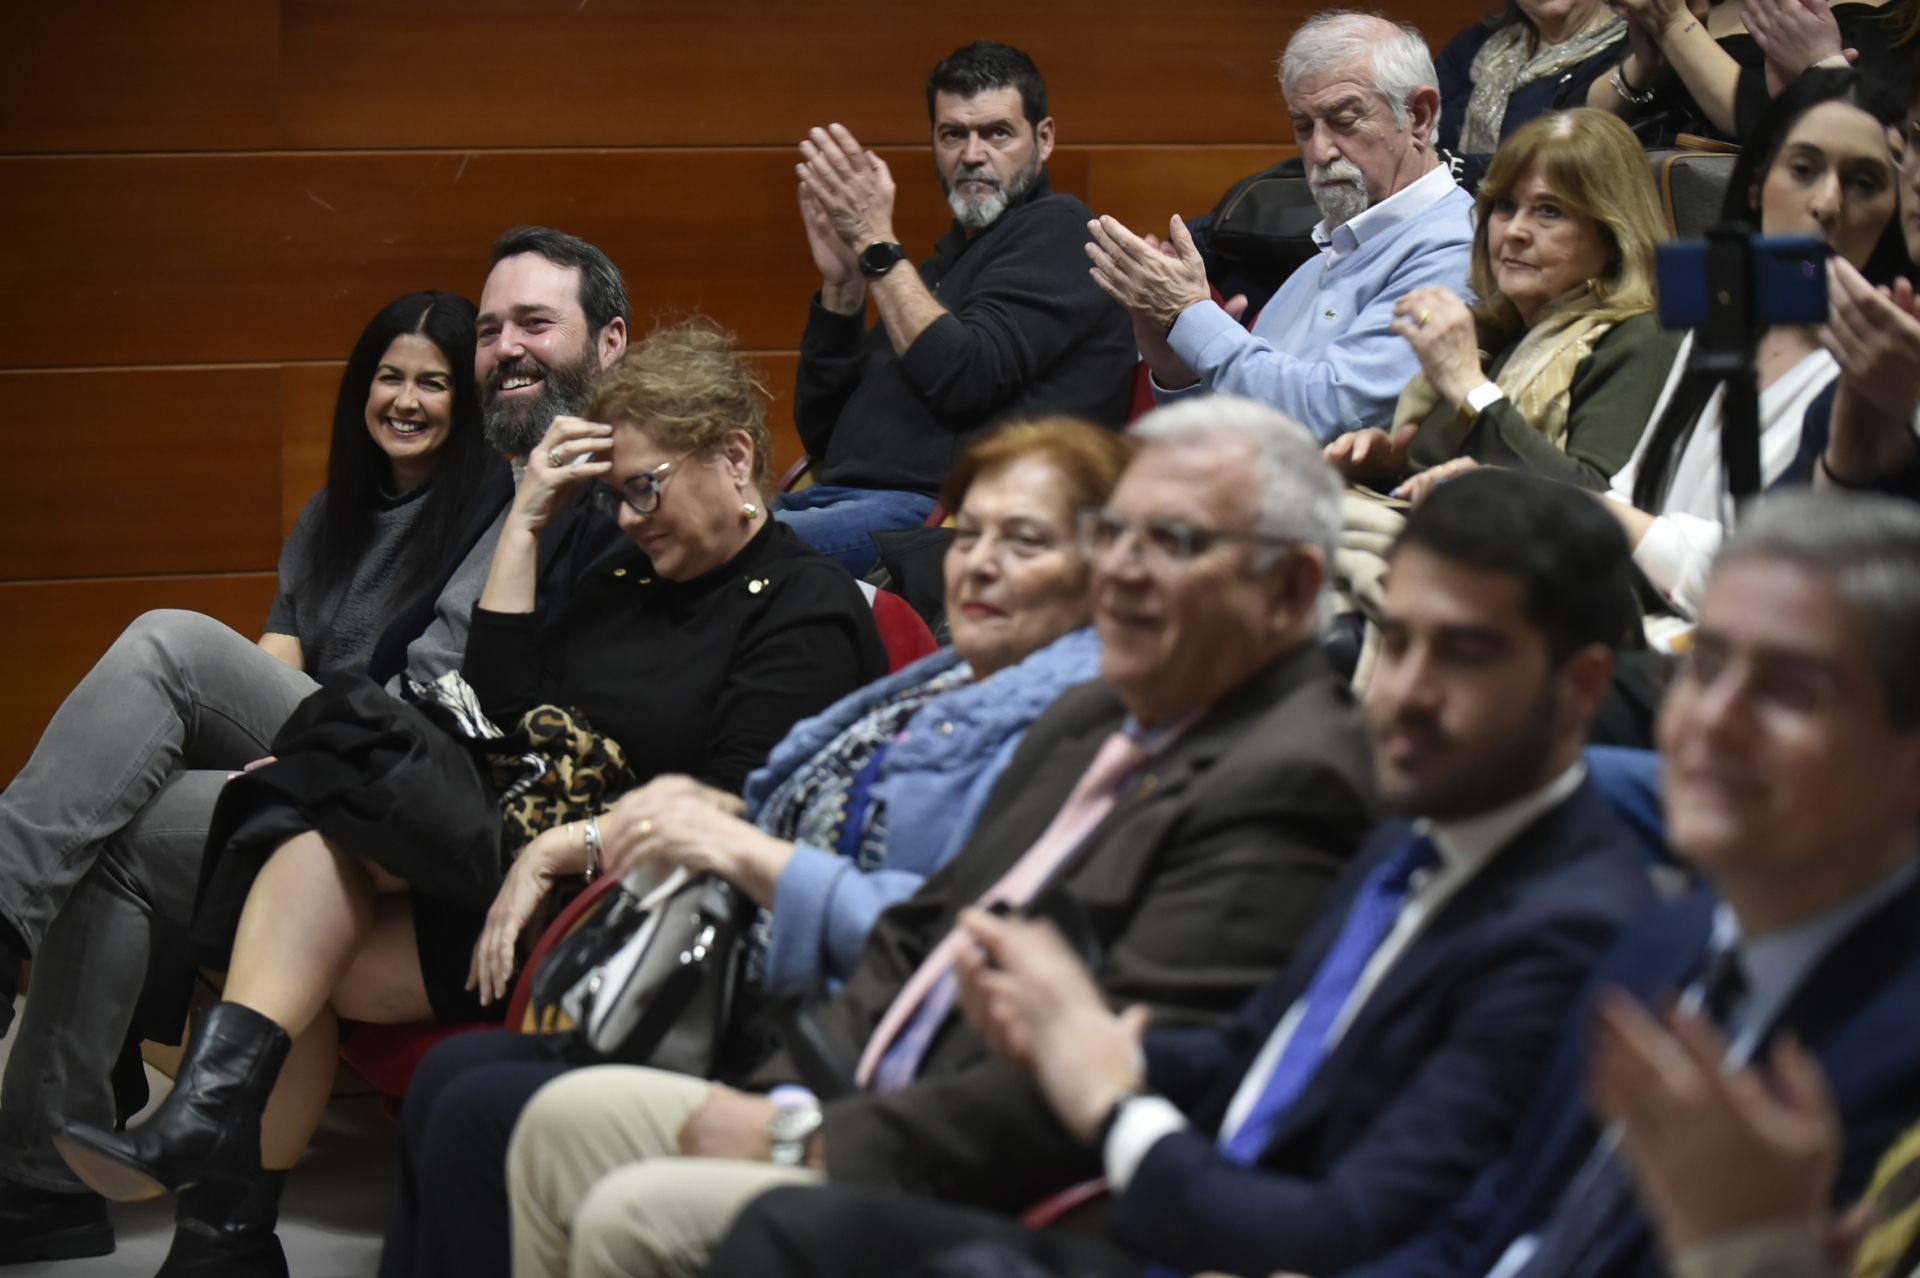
[52,1001,291,1203]
[0,1176,113,1264]
[0,944,20,1040]
[156,1171,289,1277]
[112,1031,151,1130]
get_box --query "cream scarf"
[1460,15,1625,155]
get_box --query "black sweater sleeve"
[695,562,887,793]
[460,605,549,730]
[794,299,872,463]
[890,201,1126,427]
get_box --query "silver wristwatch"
[767,1100,824,1167]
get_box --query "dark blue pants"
[772,484,936,577]
[378,1029,575,1278]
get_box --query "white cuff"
[1669,1219,1830,1278]
[1103,1095,1190,1193]
[1465,381,1507,415]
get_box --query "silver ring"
[547,447,566,468]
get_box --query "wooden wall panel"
[0,576,279,785]
[274,0,1311,149]
[1,369,285,579]
[0,5,279,154]
[0,1,1484,154]
[0,146,1285,371]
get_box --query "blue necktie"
[1216,831,1441,1165]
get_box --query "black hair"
[1634,68,1910,511]
[311,290,495,607]
[1393,468,1637,661]
[925,41,1048,128]
[1719,70,1908,284]
[488,225,632,336]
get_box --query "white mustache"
[1309,160,1366,188]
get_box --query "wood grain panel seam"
[0,351,802,375]
[1,142,1288,161]
[4,571,279,588]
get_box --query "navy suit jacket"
[1344,868,1920,1278]
[1110,779,1655,1277]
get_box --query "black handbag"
[523,868,749,1077]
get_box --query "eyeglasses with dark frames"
[1075,507,1297,568]
[589,453,694,520]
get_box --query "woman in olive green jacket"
[1328,108,1680,504]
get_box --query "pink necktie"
[854,729,1152,1089]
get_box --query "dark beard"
[481,352,599,457]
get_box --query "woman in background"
[1608,69,1909,617]
[1329,108,1675,502]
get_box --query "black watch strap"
[859,240,908,278]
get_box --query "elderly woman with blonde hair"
[50,320,888,1271]
[1330,108,1680,504]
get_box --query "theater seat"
[856,581,940,670]
[1647,147,1738,239]
[1021,1176,1110,1228]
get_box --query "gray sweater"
[265,485,434,680]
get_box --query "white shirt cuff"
[1103,1095,1190,1193]
[1630,512,1693,603]
[1669,1219,1830,1278]
[1465,381,1507,415]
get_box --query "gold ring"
[636,817,654,839]
[548,447,567,468]
[1416,308,1433,328]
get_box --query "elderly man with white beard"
[1087,10,1475,443]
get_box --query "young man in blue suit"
[704,467,1658,1277]
[1337,490,1920,1278]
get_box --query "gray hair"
[1127,394,1341,578]
[1717,490,1920,730]
[1278,10,1439,131]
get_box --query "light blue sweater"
[743,625,1101,996]
[1160,165,1475,441]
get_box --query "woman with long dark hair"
[0,289,495,1269]
[52,321,887,1274]
[1607,69,1909,618]
[260,290,495,677]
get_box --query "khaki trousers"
[507,1065,821,1278]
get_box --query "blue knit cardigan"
[741,625,1100,996]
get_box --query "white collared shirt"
[1312,163,1462,267]
[1105,762,1589,1190]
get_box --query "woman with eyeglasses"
[373,417,1129,1278]
[51,320,887,1267]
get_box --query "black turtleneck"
[461,518,887,795]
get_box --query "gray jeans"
[0,609,316,1189]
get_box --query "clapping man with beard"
[779,40,1135,576]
